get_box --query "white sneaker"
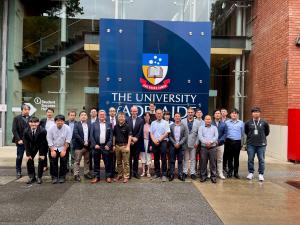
[246,173,254,180]
[219,173,226,180]
[258,174,264,182]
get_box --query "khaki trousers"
[74,147,90,176]
[115,145,130,179]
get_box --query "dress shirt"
[198,125,218,146]
[82,121,88,143]
[225,119,244,140]
[174,124,181,143]
[99,122,106,144]
[47,124,72,152]
[45,118,55,131]
[150,119,170,140]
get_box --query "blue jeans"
[247,145,266,175]
[16,144,25,173]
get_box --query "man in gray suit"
[181,107,202,180]
[169,112,188,181]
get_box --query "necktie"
[32,130,35,138]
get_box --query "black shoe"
[16,172,22,179]
[52,177,58,184]
[234,174,240,179]
[169,175,174,181]
[227,172,233,178]
[211,177,217,183]
[200,177,207,183]
[37,178,42,184]
[84,173,93,179]
[183,173,187,179]
[74,175,81,182]
[133,174,141,179]
[27,177,36,184]
[191,174,197,180]
[59,177,65,183]
[178,175,185,182]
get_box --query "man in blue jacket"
[72,111,93,182]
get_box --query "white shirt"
[132,117,136,129]
[110,117,116,128]
[82,122,88,143]
[100,122,106,144]
[174,124,181,143]
[45,118,55,131]
[47,124,72,152]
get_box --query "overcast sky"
[77,0,212,21]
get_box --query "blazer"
[39,118,46,128]
[12,114,30,143]
[127,116,143,145]
[212,120,227,146]
[181,118,202,148]
[72,121,91,150]
[169,123,188,149]
[23,126,48,157]
[90,121,113,149]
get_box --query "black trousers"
[27,150,45,179]
[169,145,183,177]
[93,146,113,179]
[129,143,140,176]
[200,146,217,179]
[152,141,167,177]
[50,150,67,179]
[225,139,242,175]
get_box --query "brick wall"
[288,0,300,109]
[245,0,289,125]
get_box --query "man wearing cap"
[245,107,270,182]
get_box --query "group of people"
[12,102,270,185]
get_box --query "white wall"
[266,124,288,161]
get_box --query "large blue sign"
[99,19,211,117]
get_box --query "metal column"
[234,7,242,110]
[0,0,8,146]
[59,1,67,114]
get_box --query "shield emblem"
[142,53,168,85]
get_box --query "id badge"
[254,129,258,135]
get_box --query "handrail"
[23,19,85,50]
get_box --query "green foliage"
[46,0,84,18]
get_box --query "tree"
[46,0,84,18]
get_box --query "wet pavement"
[1,146,300,225]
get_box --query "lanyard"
[253,118,260,130]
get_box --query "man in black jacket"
[23,117,48,184]
[72,111,93,181]
[245,107,270,182]
[128,106,143,179]
[90,110,113,183]
[12,103,30,179]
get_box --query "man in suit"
[181,107,202,180]
[169,112,188,181]
[107,107,117,177]
[90,110,113,183]
[72,111,93,182]
[128,105,143,179]
[39,107,55,173]
[12,103,31,179]
[88,107,98,176]
[23,117,48,184]
[65,110,77,172]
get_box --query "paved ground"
[1,146,300,225]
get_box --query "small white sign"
[0,104,7,112]
[12,107,21,113]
